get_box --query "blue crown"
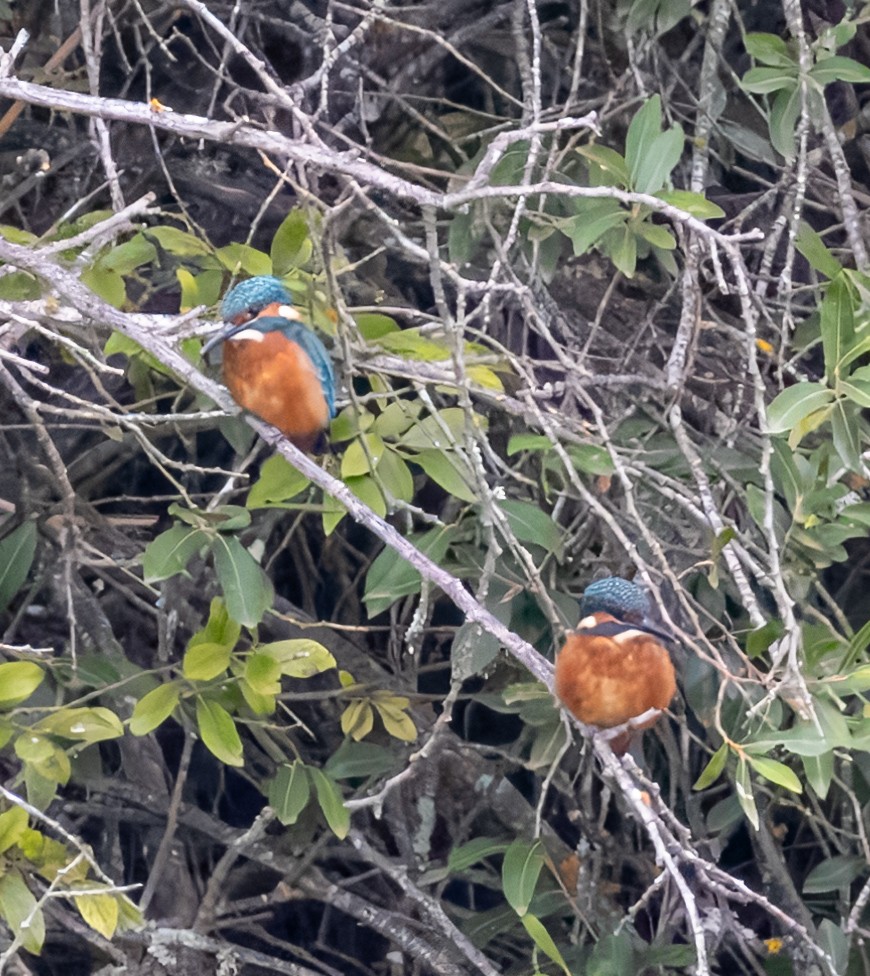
[579,577,650,622]
[220,275,292,323]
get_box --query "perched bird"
[554,577,676,755]
[202,276,335,452]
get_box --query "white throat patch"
[227,328,266,343]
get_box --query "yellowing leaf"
[74,891,119,939]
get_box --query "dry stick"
[348,828,502,976]
[139,730,195,913]
[0,73,763,251]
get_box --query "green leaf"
[520,914,570,975]
[259,639,337,678]
[142,526,209,583]
[414,449,478,503]
[447,836,509,872]
[568,444,615,476]
[735,757,759,829]
[129,682,181,735]
[341,433,387,478]
[215,243,272,276]
[270,210,313,275]
[307,767,350,839]
[795,223,842,279]
[693,743,728,790]
[375,328,451,361]
[820,275,855,381]
[0,806,28,855]
[839,377,870,408]
[268,762,311,825]
[626,95,664,186]
[747,755,803,793]
[499,499,563,558]
[766,382,834,433]
[818,919,849,976]
[634,124,685,194]
[802,750,833,799]
[247,454,311,508]
[99,234,157,274]
[0,870,45,953]
[212,535,274,628]
[376,449,415,503]
[145,226,212,257]
[810,55,870,86]
[769,84,801,160]
[324,740,396,780]
[35,706,124,743]
[363,526,456,616]
[588,932,635,975]
[183,641,232,681]
[609,224,638,277]
[501,838,544,916]
[466,365,504,392]
[507,434,553,455]
[559,201,627,255]
[244,651,282,695]
[576,144,631,186]
[355,312,400,340]
[451,621,502,681]
[634,221,676,250]
[744,33,795,68]
[0,522,37,612]
[742,67,796,94]
[81,265,126,307]
[0,662,45,708]
[831,399,862,470]
[195,697,244,766]
[192,598,241,650]
[745,619,784,658]
[657,189,725,219]
[803,854,865,894]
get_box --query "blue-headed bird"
[554,577,676,755]
[202,275,336,453]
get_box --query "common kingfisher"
[202,276,336,452]
[554,577,676,755]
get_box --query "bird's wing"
[282,321,336,417]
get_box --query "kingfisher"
[201,276,336,452]
[554,577,676,755]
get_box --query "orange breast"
[222,332,329,451]
[554,631,676,732]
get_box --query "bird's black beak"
[201,320,249,358]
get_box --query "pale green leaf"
[195,697,244,766]
[183,641,232,681]
[0,662,45,709]
[129,683,181,736]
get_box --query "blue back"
[220,276,291,322]
[580,577,650,622]
[249,315,336,418]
